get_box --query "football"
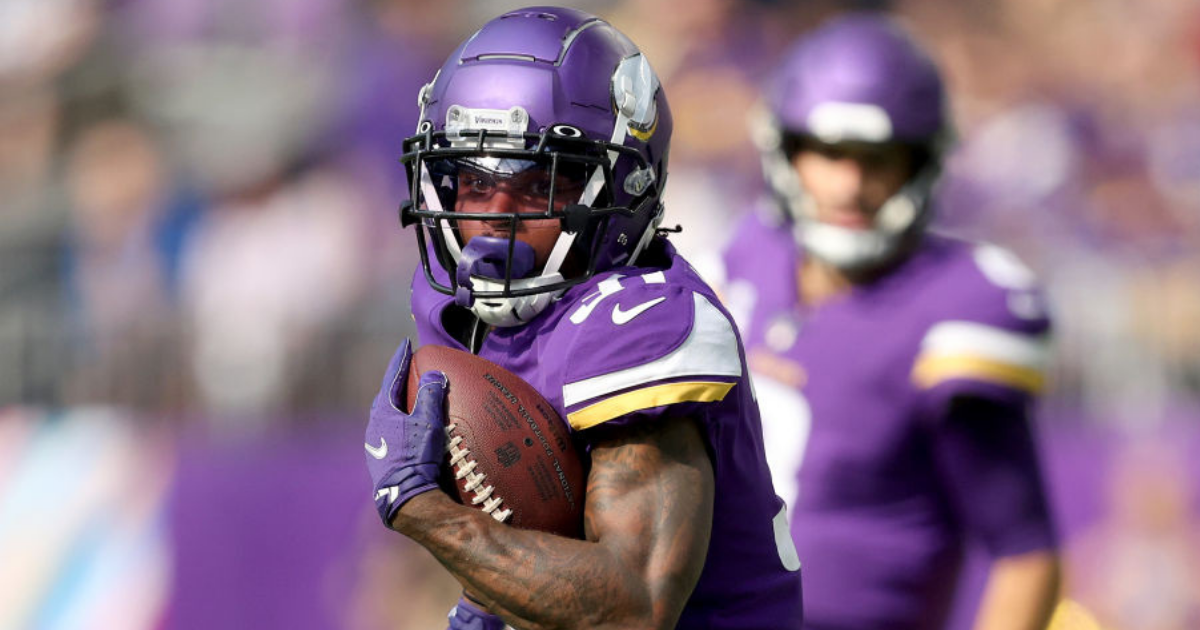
[404,344,586,538]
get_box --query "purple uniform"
[413,238,804,629]
[721,209,1057,629]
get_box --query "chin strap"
[796,164,937,271]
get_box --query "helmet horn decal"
[612,53,660,140]
[609,52,662,265]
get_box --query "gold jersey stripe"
[1047,598,1104,630]
[567,381,736,430]
[912,354,1045,394]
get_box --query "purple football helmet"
[752,13,951,272]
[400,6,672,327]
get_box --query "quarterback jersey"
[411,238,804,629]
[721,210,1057,630]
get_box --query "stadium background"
[2,0,1198,627]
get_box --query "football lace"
[445,424,513,523]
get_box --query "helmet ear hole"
[549,124,584,138]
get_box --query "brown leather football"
[404,344,585,538]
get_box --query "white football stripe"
[919,321,1048,370]
[563,293,742,407]
[641,271,666,284]
[973,243,1038,290]
[773,505,802,571]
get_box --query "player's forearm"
[393,415,714,630]
[394,493,654,630]
[972,549,1062,630]
[394,416,715,630]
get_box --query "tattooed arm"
[391,415,715,630]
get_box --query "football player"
[720,13,1062,630]
[364,6,803,629]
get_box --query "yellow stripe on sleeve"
[912,354,1045,394]
[1047,599,1103,630]
[567,381,736,430]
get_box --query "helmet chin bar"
[455,237,564,327]
[461,232,577,327]
[792,177,928,272]
[798,217,900,271]
[467,273,566,327]
[455,236,535,307]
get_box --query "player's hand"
[447,595,508,630]
[364,339,447,526]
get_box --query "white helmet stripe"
[545,111,627,277]
[542,231,575,278]
[419,165,463,262]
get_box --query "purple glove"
[365,339,447,526]
[447,596,508,630]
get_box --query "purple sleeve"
[930,396,1058,557]
[910,240,1054,421]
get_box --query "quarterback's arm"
[930,396,1061,630]
[973,549,1061,630]
[392,414,714,630]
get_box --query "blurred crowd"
[4,0,1199,427]
[3,1,1200,628]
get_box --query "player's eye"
[860,149,893,169]
[504,169,556,201]
[460,172,495,196]
[557,174,586,194]
[528,175,555,198]
[821,147,849,161]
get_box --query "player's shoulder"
[907,235,1052,399]
[548,246,744,430]
[914,234,1050,334]
[553,246,738,373]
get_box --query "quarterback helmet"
[400,6,672,327]
[753,13,951,272]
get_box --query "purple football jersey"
[720,208,1057,629]
[412,238,804,629]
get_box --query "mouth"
[477,229,516,240]
[822,209,873,230]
